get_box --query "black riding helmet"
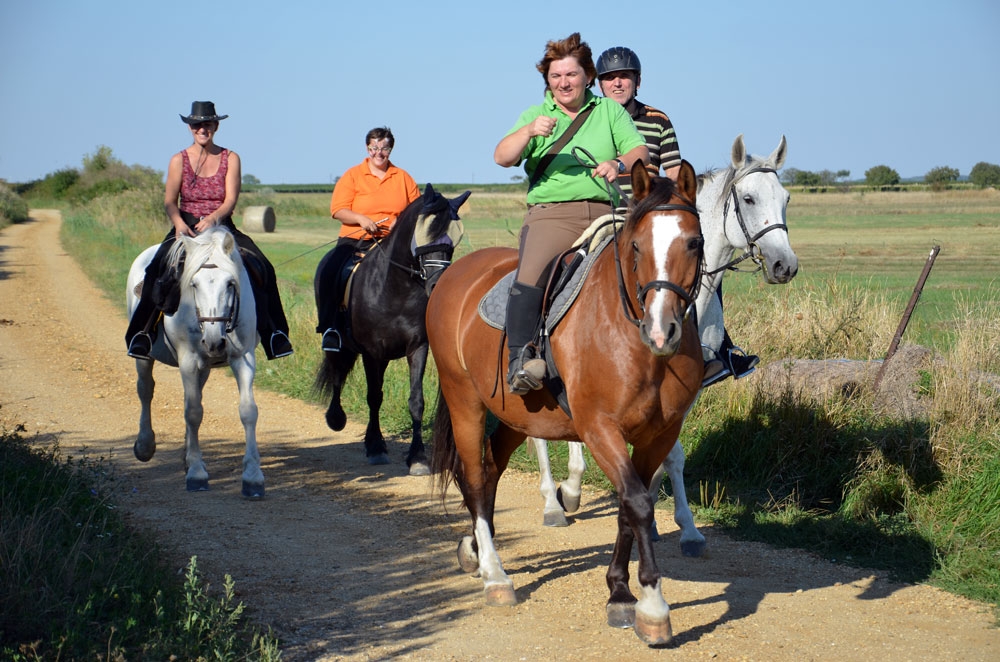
[596,46,641,77]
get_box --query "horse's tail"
[431,388,461,501]
[312,350,358,399]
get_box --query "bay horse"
[429,162,704,645]
[314,184,470,474]
[126,226,264,497]
[530,135,798,557]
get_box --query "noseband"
[613,203,704,328]
[706,165,789,276]
[193,263,240,334]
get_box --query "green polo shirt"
[506,89,645,205]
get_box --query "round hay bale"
[243,206,276,233]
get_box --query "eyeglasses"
[368,145,392,154]
[190,121,216,131]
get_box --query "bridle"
[611,202,704,329]
[704,165,789,276]
[370,232,456,295]
[193,262,240,334]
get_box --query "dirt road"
[1,211,996,661]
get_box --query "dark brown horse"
[428,162,704,645]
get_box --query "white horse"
[126,226,264,497]
[531,135,798,555]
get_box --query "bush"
[924,166,959,191]
[0,183,29,227]
[865,165,901,188]
[969,161,1000,189]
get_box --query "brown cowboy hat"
[179,101,229,124]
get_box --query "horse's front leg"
[134,358,157,462]
[587,429,672,646]
[404,343,430,475]
[560,440,586,513]
[231,351,263,498]
[180,359,211,491]
[360,355,389,464]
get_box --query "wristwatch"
[615,158,626,174]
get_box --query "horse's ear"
[222,231,235,256]
[676,160,697,203]
[630,161,651,202]
[449,190,472,219]
[423,183,436,202]
[730,134,746,169]
[770,135,787,170]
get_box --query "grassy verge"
[53,183,1000,622]
[0,423,281,660]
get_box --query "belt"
[528,198,612,208]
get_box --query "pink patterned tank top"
[180,148,229,218]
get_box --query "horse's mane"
[389,190,453,249]
[627,176,679,230]
[168,227,241,289]
[697,151,774,193]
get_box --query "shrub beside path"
[1,210,997,661]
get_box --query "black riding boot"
[504,282,546,395]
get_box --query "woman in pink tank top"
[125,101,293,361]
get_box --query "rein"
[568,146,702,329]
[704,165,789,277]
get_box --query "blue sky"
[1,0,997,185]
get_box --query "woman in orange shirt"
[315,127,419,351]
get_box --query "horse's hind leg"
[559,441,586,513]
[180,363,211,491]
[134,359,157,462]
[361,355,389,465]
[531,438,568,527]
[404,344,430,476]
[232,353,263,498]
[320,350,358,432]
[653,441,706,556]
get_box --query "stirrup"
[701,358,731,388]
[727,346,759,380]
[507,350,546,395]
[270,331,294,359]
[321,328,342,353]
[127,332,153,361]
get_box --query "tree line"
[782,161,1000,190]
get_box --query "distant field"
[243,186,1000,352]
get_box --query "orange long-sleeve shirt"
[330,159,420,239]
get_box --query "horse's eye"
[688,236,704,252]
[743,195,755,205]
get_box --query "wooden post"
[872,245,941,392]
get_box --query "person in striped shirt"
[597,46,759,385]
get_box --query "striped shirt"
[618,98,681,198]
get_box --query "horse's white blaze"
[646,213,684,346]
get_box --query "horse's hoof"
[606,602,636,629]
[650,521,661,543]
[133,440,155,462]
[543,510,569,527]
[186,478,210,492]
[556,486,581,513]
[408,461,430,476]
[242,481,265,499]
[484,583,517,606]
[326,408,347,432]
[634,612,673,647]
[681,539,707,557]
[457,536,479,573]
[367,453,390,465]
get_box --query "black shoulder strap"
[528,104,596,190]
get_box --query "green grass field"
[57,183,1000,620]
